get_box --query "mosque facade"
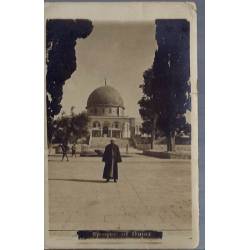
[86,85,141,140]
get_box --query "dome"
[87,86,124,109]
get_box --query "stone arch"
[103,121,111,128]
[102,121,110,137]
[112,121,120,129]
[122,121,130,138]
[135,125,140,134]
[92,121,101,128]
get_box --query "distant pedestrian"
[71,143,77,158]
[102,139,122,183]
[126,143,129,154]
[60,143,69,161]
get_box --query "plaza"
[48,153,192,239]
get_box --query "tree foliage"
[138,69,155,134]
[139,20,190,151]
[52,109,89,144]
[138,68,160,148]
[46,19,93,144]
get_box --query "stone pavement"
[48,153,191,237]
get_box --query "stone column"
[89,128,92,145]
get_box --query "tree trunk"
[150,131,154,150]
[167,131,176,152]
[166,135,172,152]
[47,119,53,146]
[48,143,52,156]
[171,133,176,152]
[150,114,158,150]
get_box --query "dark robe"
[102,143,122,180]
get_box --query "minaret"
[104,78,107,86]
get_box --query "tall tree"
[155,20,190,151]
[46,19,93,144]
[139,20,190,151]
[138,68,159,149]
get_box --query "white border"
[44,2,198,249]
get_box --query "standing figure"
[71,143,77,158]
[102,139,122,182]
[60,143,69,161]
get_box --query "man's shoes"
[106,179,109,182]
[114,179,117,183]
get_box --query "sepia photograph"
[45,2,199,249]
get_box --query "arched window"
[93,121,101,128]
[112,122,119,128]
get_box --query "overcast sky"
[61,21,157,118]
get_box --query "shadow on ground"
[49,178,105,183]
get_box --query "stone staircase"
[89,137,130,149]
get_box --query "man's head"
[110,139,115,145]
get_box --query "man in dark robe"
[102,139,122,182]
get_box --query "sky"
[61,21,157,118]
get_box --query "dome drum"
[88,106,124,116]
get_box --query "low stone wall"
[50,144,87,154]
[143,150,191,160]
[135,143,151,151]
[90,137,129,148]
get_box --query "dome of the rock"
[87,86,124,108]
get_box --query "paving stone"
[48,154,191,234]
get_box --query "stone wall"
[143,150,191,159]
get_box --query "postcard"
[45,2,199,249]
